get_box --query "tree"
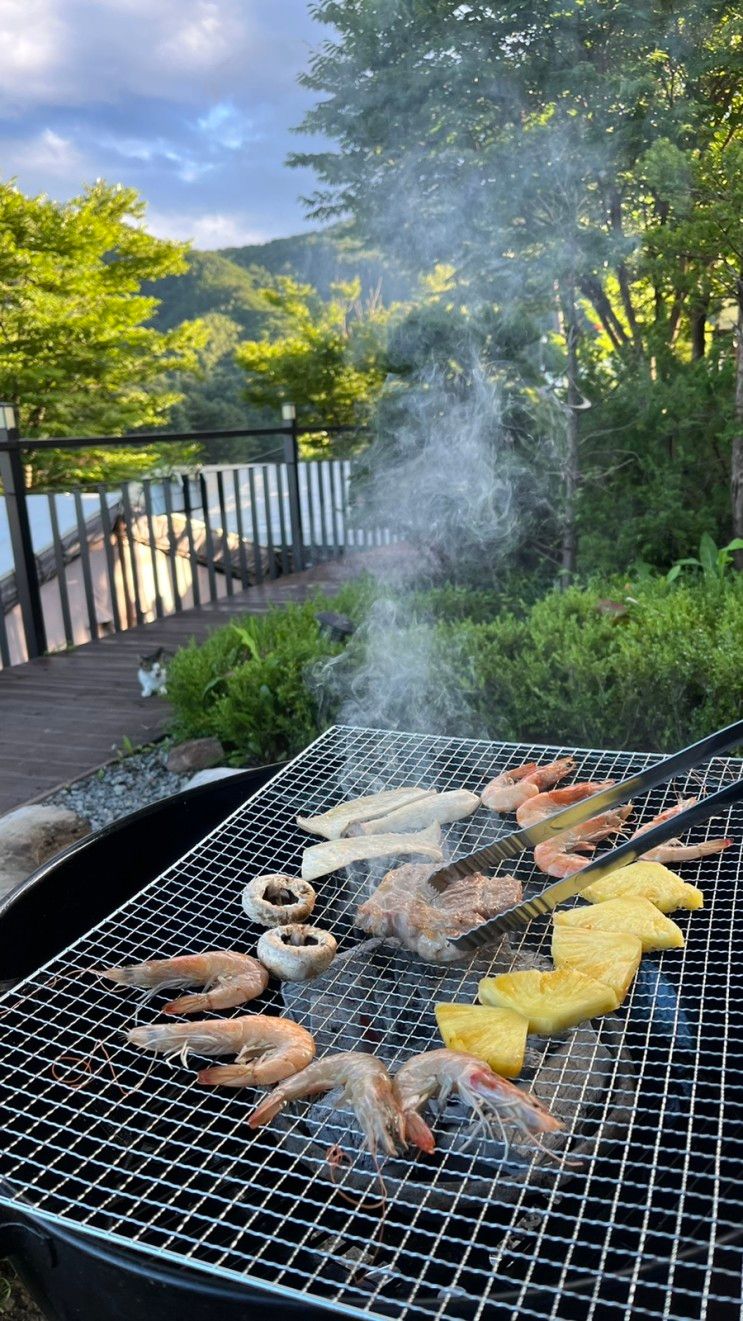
[291,1,743,571]
[0,180,206,487]
[235,276,395,454]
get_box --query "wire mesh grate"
[0,724,741,1321]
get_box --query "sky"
[0,0,329,249]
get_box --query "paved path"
[0,550,392,816]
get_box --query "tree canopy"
[236,275,395,453]
[291,0,743,571]
[0,179,206,486]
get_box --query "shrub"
[465,575,743,751]
[165,599,346,764]
[165,573,743,763]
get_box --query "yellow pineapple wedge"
[580,860,703,913]
[553,896,684,952]
[434,1003,528,1077]
[551,926,642,1005]
[478,968,618,1035]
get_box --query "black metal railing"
[0,409,392,668]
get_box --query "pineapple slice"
[435,1003,528,1077]
[580,860,703,913]
[553,896,684,952]
[478,968,618,1035]
[551,926,642,1005]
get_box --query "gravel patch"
[0,1269,43,1321]
[42,745,193,832]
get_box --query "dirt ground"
[1,1270,44,1320]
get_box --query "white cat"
[137,648,170,698]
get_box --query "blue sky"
[0,0,329,249]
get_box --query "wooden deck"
[0,550,392,816]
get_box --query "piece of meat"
[302,823,444,882]
[356,863,523,963]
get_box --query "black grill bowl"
[0,763,322,1321]
[0,729,740,1321]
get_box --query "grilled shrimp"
[632,798,732,864]
[392,1049,562,1154]
[515,781,615,828]
[99,951,268,1015]
[247,1051,405,1157]
[482,758,576,814]
[534,806,633,877]
[128,1014,315,1085]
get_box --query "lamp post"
[281,402,304,572]
[0,403,47,658]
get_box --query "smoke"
[315,340,539,736]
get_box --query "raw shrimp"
[515,781,615,828]
[99,951,268,1015]
[392,1049,562,1154]
[533,807,633,877]
[633,798,732,864]
[127,1014,315,1085]
[481,758,577,814]
[247,1051,405,1157]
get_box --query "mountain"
[145,249,268,336]
[148,228,411,436]
[220,229,411,303]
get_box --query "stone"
[0,804,90,898]
[166,737,225,774]
[185,767,243,791]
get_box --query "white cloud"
[0,0,270,109]
[145,208,270,248]
[0,0,70,113]
[0,127,84,181]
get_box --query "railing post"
[281,402,305,573]
[0,404,46,659]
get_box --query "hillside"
[148,228,410,436]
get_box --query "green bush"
[166,573,743,762]
[165,599,347,764]
[463,575,743,751]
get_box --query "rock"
[185,767,243,791]
[166,738,225,774]
[0,805,90,898]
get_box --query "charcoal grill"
[0,725,741,1321]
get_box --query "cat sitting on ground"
[137,648,171,698]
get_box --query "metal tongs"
[425,720,743,952]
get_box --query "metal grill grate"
[0,725,741,1321]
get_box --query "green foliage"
[235,277,396,454]
[292,1,743,570]
[0,179,206,487]
[147,230,412,437]
[463,576,743,752]
[667,534,743,583]
[165,599,349,764]
[166,575,741,763]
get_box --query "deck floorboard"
[0,550,392,816]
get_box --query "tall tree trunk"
[690,295,709,360]
[732,275,743,569]
[562,322,580,580]
[556,285,581,582]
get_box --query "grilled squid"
[256,924,337,981]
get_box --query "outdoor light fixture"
[281,402,297,422]
[0,403,17,431]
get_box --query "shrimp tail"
[403,1110,436,1154]
[163,993,208,1015]
[247,1092,288,1126]
[197,1064,261,1088]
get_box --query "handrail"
[0,422,368,452]
[0,412,381,666]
